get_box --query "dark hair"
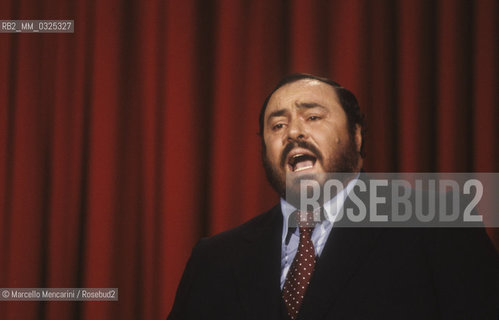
[258,73,366,157]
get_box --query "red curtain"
[0,0,497,319]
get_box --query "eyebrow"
[267,109,287,122]
[295,101,328,111]
[266,102,328,123]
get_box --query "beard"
[262,135,360,200]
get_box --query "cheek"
[269,146,284,165]
[314,132,342,159]
[268,145,281,164]
[316,124,348,146]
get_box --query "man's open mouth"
[287,153,317,172]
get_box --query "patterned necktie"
[282,226,316,319]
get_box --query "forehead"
[265,79,341,115]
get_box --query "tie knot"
[290,210,321,228]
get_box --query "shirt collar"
[280,173,360,244]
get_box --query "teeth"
[288,152,316,171]
[289,154,304,167]
[294,165,313,172]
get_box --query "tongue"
[295,160,314,171]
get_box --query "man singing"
[168,74,499,319]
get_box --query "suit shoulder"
[194,204,281,255]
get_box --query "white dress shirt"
[279,175,359,289]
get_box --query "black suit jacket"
[168,203,499,319]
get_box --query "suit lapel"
[297,227,383,319]
[297,182,384,320]
[233,205,284,320]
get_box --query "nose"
[287,118,306,142]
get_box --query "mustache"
[280,140,323,168]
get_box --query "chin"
[287,169,327,183]
[285,171,325,202]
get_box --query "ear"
[354,124,362,154]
